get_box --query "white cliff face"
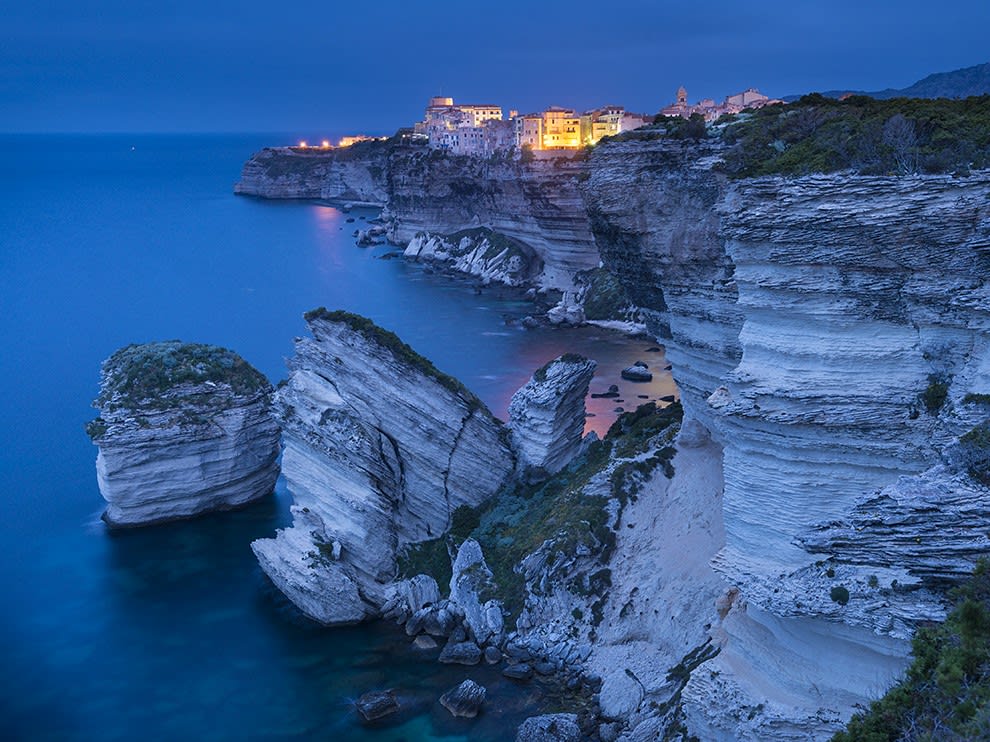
[251,310,515,625]
[234,145,388,204]
[404,229,542,287]
[235,143,600,292]
[88,342,279,528]
[508,354,597,476]
[588,134,990,738]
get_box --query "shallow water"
[0,134,673,740]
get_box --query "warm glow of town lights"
[298,140,307,148]
[321,140,331,149]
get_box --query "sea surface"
[0,134,675,741]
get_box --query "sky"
[2,0,988,134]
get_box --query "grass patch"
[95,341,268,413]
[964,393,990,405]
[397,538,452,596]
[833,560,990,741]
[304,309,484,411]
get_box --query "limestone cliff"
[251,310,515,625]
[234,142,390,204]
[585,132,990,739]
[87,342,280,527]
[235,142,599,291]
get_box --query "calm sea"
[0,134,674,740]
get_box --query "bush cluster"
[833,561,990,741]
[717,94,990,178]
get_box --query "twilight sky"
[3,0,988,134]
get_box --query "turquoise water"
[0,134,674,740]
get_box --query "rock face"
[586,133,990,738]
[234,143,389,204]
[87,342,279,528]
[251,310,515,625]
[449,539,505,647]
[515,713,582,742]
[235,142,599,291]
[508,354,597,477]
[404,228,542,287]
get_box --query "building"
[659,86,783,122]
[541,107,581,149]
[514,113,543,150]
[418,96,503,150]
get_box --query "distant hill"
[785,61,990,101]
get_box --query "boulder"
[620,365,653,382]
[503,663,533,680]
[412,635,438,650]
[438,640,482,666]
[355,689,399,722]
[439,679,487,718]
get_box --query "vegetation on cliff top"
[95,341,268,415]
[716,94,990,177]
[833,561,990,741]
[399,401,683,619]
[303,308,484,410]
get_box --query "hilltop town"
[300,86,783,157]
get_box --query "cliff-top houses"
[411,86,780,157]
[659,86,783,121]
[414,97,651,157]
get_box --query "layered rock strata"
[251,309,515,624]
[508,354,597,477]
[87,342,279,527]
[586,133,990,738]
[403,228,542,287]
[235,142,599,290]
[234,143,389,204]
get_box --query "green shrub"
[97,341,268,412]
[833,561,990,741]
[450,504,482,539]
[830,585,850,605]
[921,374,950,415]
[718,95,990,178]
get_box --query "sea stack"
[252,309,515,625]
[508,353,597,477]
[87,341,280,527]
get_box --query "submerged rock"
[355,689,399,722]
[87,341,279,528]
[509,354,597,477]
[251,310,514,625]
[515,713,582,742]
[439,679,486,718]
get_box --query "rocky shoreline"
[92,128,990,739]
